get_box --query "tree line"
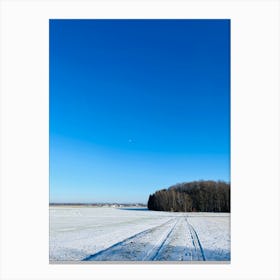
[147,180,230,212]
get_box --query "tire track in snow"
[83,218,177,261]
[83,216,206,261]
[144,218,179,261]
[151,217,190,261]
[186,217,206,261]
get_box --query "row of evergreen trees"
[147,180,230,212]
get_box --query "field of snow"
[49,206,230,262]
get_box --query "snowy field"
[49,206,230,262]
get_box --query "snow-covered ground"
[49,206,230,262]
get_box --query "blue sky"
[50,19,230,203]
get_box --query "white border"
[0,0,279,279]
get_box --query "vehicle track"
[186,217,206,261]
[144,218,179,261]
[83,216,206,261]
[83,218,178,261]
[151,217,191,261]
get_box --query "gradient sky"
[49,19,230,203]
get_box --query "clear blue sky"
[50,19,230,204]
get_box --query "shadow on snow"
[81,241,230,262]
